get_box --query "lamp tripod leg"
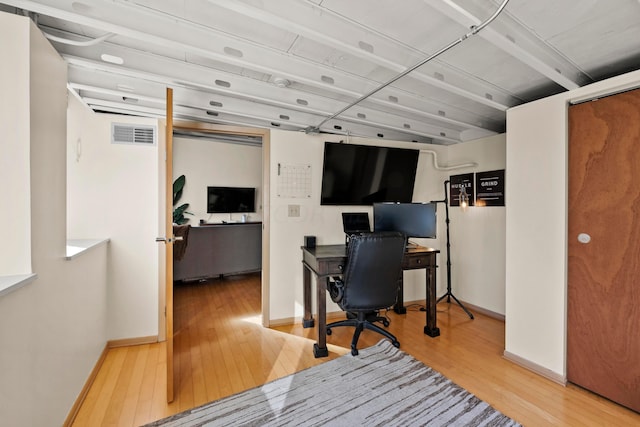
[449,292,474,319]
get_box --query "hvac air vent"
[111,123,156,146]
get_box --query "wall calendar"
[277,163,312,198]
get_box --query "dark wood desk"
[302,244,440,358]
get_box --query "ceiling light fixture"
[101,53,124,65]
[273,77,291,88]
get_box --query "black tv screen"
[373,202,437,239]
[207,187,256,213]
[320,142,419,205]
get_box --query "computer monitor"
[373,202,437,240]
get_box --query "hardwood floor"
[72,273,639,426]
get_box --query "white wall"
[0,14,109,427]
[0,14,31,275]
[67,96,161,341]
[172,136,262,224]
[505,69,640,376]
[446,135,507,314]
[267,130,506,322]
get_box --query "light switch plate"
[288,204,300,217]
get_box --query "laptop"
[342,213,371,243]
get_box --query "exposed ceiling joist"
[2,0,637,146]
[209,0,514,111]
[423,0,591,90]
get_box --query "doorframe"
[170,120,270,323]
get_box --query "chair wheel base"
[326,328,332,335]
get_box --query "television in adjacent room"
[320,142,419,206]
[373,202,437,239]
[207,186,256,213]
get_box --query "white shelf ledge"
[65,238,110,260]
[0,273,38,298]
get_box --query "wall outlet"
[288,204,300,217]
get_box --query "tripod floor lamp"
[431,180,474,319]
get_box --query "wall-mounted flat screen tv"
[320,142,419,205]
[207,186,256,213]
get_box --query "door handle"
[577,233,591,244]
[155,236,183,243]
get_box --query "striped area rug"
[146,340,521,426]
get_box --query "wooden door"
[567,88,640,412]
[165,87,175,403]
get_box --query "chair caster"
[351,346,359,356]
[326,328,332,335]
[382,319,390,327]
[392,340,400,348]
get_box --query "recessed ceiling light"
[358,41,374,53]
[209,101,223,107]
[321,75,334,84]
[71,2,92,13]
[223,47,243,58]
[215,80,231,88]
[116,84,135,92]
[101,54,123,65]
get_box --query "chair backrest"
[339,231,406,311]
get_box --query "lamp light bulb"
[459,186,469,212]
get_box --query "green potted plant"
[173,174,194,224]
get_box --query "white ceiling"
[3,0,640,145]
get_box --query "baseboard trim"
[269,311,346,327]
[63,344,109,427]
[64,335,159,426]
[503,350,567,385]
[107,335,158,348]
[271,300,505,327]
[452,300,505,321]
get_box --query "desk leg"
[393,274,407,314]
[424,262,440,337]
[302,265,314,328]
[313,277,329,358]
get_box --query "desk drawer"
[322,260,345,275]
[403,254,432,270]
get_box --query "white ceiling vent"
[111,123,156,146]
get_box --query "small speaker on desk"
[304,235,316,248]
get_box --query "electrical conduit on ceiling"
[307,0,511,135]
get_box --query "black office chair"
[326,231,406,355]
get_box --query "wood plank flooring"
[72,273,639,426]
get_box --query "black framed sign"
[449,173,474,207]
[475,169,505,206]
